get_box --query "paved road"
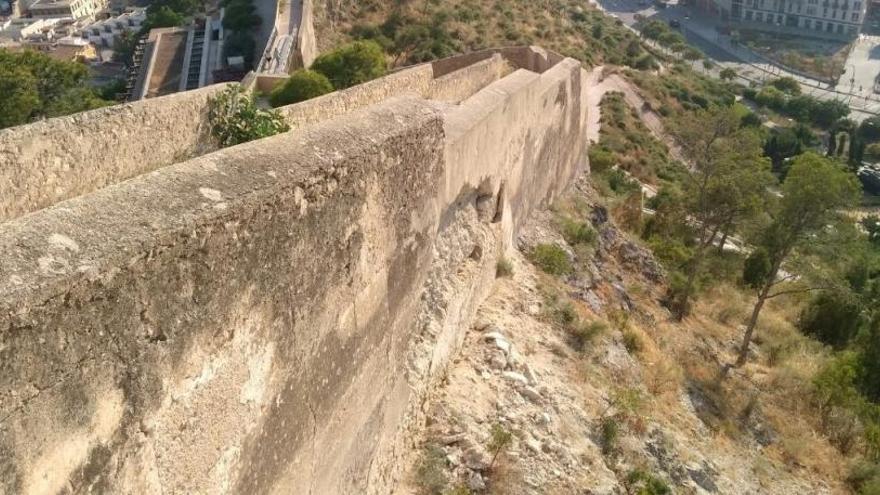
[836,35,880,95]
[256,0,304,74]
[254,0,278,65]
[593,0,880,121]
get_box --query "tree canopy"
[269,69,334,107]
[736,152,861,365]
[311,41,387,90]
[0,49,111,129]
[665,106,774,319]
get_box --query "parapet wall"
[0,47,589,494]
[295,0,317,68]
[0,48,515,225]
[0,84,223,223]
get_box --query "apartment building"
[27,0,107,20]
[725,0,868,38]
[78,8,144,47]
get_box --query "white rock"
[525,437,543,453]
[463,447,490,470]
[523,363,538,385]
[484,332,511,354]
[440,433,466,445]
[507,347,521,366]
[484,331,507,342]
[489,353,507,370]
[467,471,486,491]
[519,386,543,404]
[502,371,529,386]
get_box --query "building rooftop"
[28,0,72,9]
[133,26,189,99]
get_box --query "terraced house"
[722,0,867,39]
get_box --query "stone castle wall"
[0,47,590,494]
[0,84,224,224]
[0,49,511,226]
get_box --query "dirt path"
[586,67,686,164]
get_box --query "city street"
[835,35,880,96]
[592,0,880,120]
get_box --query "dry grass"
[486,454,526,495]
[644,354,683,397]
[706,284,751,327]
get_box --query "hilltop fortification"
[0,46,589,494]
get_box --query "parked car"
[668,18,681,28]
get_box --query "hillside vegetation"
[301,2,880,494]
[315,0,655,68]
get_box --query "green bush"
[664,270,696,318]
[415,443,448,495]
[755,86,786,110]
[742,248,772,290]
[224,30,257,67]
[631,53,657,70]
[311,40,386,89]
[569,320,606,351]
[551,300,578,327]
[798,291,865,350]
[626,469,672,495]
[487,423,512,468]
[862,215,880,246]
[770,76,801,95]
[719,67,737,81]
[599,416,620,456]
[208,85,290,147]
[530,243,572,275]
[269,70,334,107]
[0,49,110,128]
[606,168,640,194]
[850,461,880,494]
[623,329,643,354]
[222,0,262,32]
[496,257,514,278]
[589,147,615,173]
[559,217,597,246]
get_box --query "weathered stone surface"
[0,46,590,494]
[0,85,224,223]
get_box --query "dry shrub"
[680,357,747,438]
[612,190,643,232]
[763,399,846,478]
[769,359,822,413]
[487,455,526,495]
[702,284,749,326]
[753,306,806,367]
[645,355,683,396]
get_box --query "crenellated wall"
[0,47,589,494]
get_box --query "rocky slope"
[398,173,845,495]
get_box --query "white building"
[725,0,868,38]
[0,17,61,40]
[27,0,107,20]
[77,8,144,47]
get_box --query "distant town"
[0,0,279,102]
